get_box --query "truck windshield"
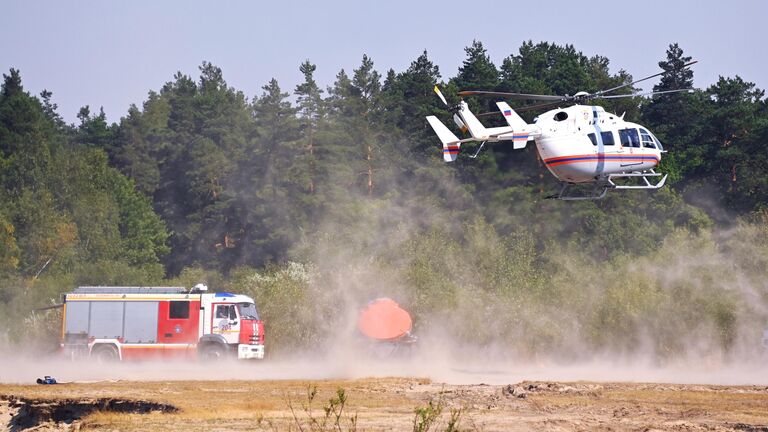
[237,302,259,320]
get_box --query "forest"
[1,41,767,359]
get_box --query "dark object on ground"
[35,376,57,385]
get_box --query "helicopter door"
[618,128,644,167]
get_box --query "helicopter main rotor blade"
[599,88,695,99]
[457,90,565,101]
[595,60,698,97]
[475,111,498,118]
[515,100,568,113]
[474,99,567,117]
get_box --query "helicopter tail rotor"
[433,85,469,133]
[433,85,448,106]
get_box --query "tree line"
[1,41,766,355]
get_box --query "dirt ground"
[2,378,768,431]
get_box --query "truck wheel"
[199,344,227,361]
[92,345,119,362]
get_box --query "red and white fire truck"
[60,285,265,361]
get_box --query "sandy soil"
[2,378,768,431]
[1,353,767,431]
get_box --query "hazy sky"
[1,0,765,123]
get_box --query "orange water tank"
[357,298,413,341]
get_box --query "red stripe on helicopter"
[512,134,528,141]
[544,154,660,167]
[543,153,659,162]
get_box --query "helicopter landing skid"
[546,183,609,201]
[607,170,667,190]
[547,170,668,201]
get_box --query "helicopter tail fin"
[426,116,461,162]
[496,102,528,130]
[496,102,536,149]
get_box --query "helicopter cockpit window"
[587,133,597,146]
[600,131,615,146]
[619,128,640,148]
[554,111,568,121]
[653,135,664,151]
[639,128,656,148]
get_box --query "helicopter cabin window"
[619,128,640,148]
[639,128,656,148]
[600,131,615,146]
[587,133,597,146]
[554,111,568,121]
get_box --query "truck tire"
[91,344,120,362]
[199,343,227,361]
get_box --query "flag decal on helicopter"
[503,110,512,116]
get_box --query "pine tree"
[653,43,694,93]
[641,43,708,186]
[453,40,499,91]
[351,55,382,195]
[295,60,324,194]
[703,76,765,207]
[642,43,698,145]
[243,78,304,266]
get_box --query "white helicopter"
[426,61,697,200]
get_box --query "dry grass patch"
[3,379,767,431]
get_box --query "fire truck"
[60,285,265,361]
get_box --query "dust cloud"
[1,348,767,386]
[3,169,768,388]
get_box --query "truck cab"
[200,292,265,360]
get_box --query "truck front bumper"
[237,343,265,359]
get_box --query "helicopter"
[426,61,697,200]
